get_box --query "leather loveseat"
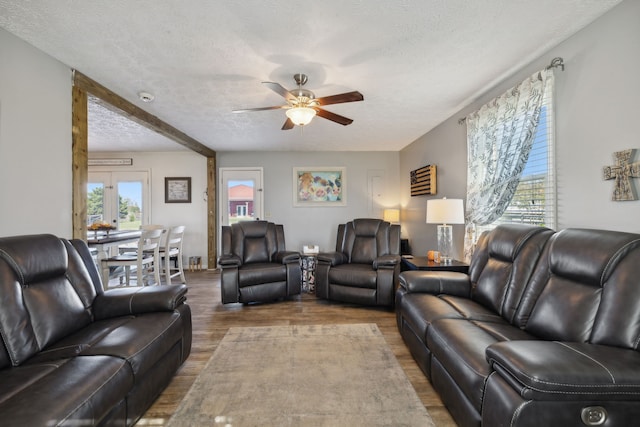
[0,234,192,426]
[396,224,640,427]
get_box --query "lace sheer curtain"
[464,69,555,261]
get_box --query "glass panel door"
[87,172,113,227]
[116,178,144,230]
[219,168,263,226]
[88,171,149,230]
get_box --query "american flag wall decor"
[410,164,437,196]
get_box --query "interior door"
[88,171,150,230]
[219,167,264,226]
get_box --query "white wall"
[400,0,640,260]
[0,28,72,238]
[89,151,209,266]
[217,151,400,253]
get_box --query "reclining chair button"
[580,406,607,426]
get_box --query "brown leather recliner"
[315,218,401,307]
[218,221,301,304]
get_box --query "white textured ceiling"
[0,0,622,152]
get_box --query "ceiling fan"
[233,74,364,130]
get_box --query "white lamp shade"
[286,107,316,126]
[426,198,464,224]
[383,209,400,223]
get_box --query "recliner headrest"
[548,228,640,286]
[0,234,67,284]
[352,218,384,237]
[488,224,551,262]
[236,220,269,238]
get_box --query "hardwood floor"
[136,270,457,426]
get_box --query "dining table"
[87,229,142,266]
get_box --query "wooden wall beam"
[72,85,88,240]
[207,157,217,268]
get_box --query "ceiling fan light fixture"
[286,106,316,126]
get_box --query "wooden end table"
[401,256,469,274]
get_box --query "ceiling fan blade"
[316,91,364,106]
[232,105,287,113]
[314,108,354,126]
[262,81,296,103]
[282,118,295,130]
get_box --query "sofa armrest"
[274,250,300,264]
[317,251,347,266]
[487,340,640,399]
[373,254,401,269]
[218,254,242,267]
[93,284,188,320]
[398,270,471,297]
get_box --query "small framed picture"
[165,177,192,203]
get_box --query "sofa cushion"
[470,224,553,326]
[0,234,95,366]
[25,311,185,381]
[399,294,503,345]
[0,355,131,425]
[244,237,270,263]
[79,313,184,379]
[346,219,393,264]
[231,221,278,264]
[427,318,535,411]
[239,262,286,287]
[522,228,640,345]
[329,263,377,288]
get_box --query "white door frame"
[219,167,264,225]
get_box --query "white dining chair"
[101,228,163,288]
[160,225,187,284]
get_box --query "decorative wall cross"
[603,149,640,201]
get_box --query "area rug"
[167,323,435,426]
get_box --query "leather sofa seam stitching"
[557,342,616,384]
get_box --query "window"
[87,171,149,230]
[487,103,556,230]
[466,68,557,254]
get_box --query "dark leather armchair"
[218,221,301,304]
[316,218,401,307]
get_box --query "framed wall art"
[410,164,437,196]
[293,167,346,207]
[165,177,192,203]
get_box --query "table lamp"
[383,208,400,223]
[426,198,464,263]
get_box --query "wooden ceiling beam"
[73,70,216,157]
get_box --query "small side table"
[300,255,317,293]
[401,256,469,274]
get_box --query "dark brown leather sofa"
[316,218,401,307]
[396,224,640,427]
[0,234,192,426]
